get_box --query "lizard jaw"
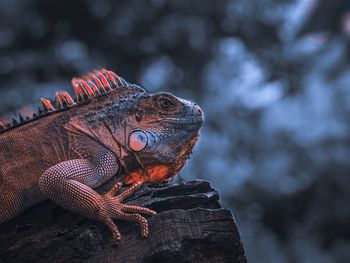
[173,132,200,175]
[124,132,200,184]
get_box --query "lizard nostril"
[195,106,202,116]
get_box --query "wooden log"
[0,180,246,263]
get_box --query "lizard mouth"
[147,116,203,127]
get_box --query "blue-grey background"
[0,0,349,262]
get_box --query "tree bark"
[0,180,247,263]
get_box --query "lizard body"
[0,69,203,240]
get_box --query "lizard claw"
[114,182,142,202]
[99,182,156,240]
[104,182,123,197]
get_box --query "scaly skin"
[0,69,203,240]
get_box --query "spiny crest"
[71,69,121,102]
[0,69,146,133]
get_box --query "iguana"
[0,69,203,240]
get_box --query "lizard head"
[63,69,203,184]
[123,92,203,183]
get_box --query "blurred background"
[0,0,349,262]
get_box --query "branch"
[0,180,246,263]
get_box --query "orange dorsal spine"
[0,69,122,133]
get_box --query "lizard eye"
[158,98,174,110]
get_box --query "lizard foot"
[99,182,156,241]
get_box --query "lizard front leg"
[38,147,156,240]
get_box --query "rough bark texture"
[0,180,246,263]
